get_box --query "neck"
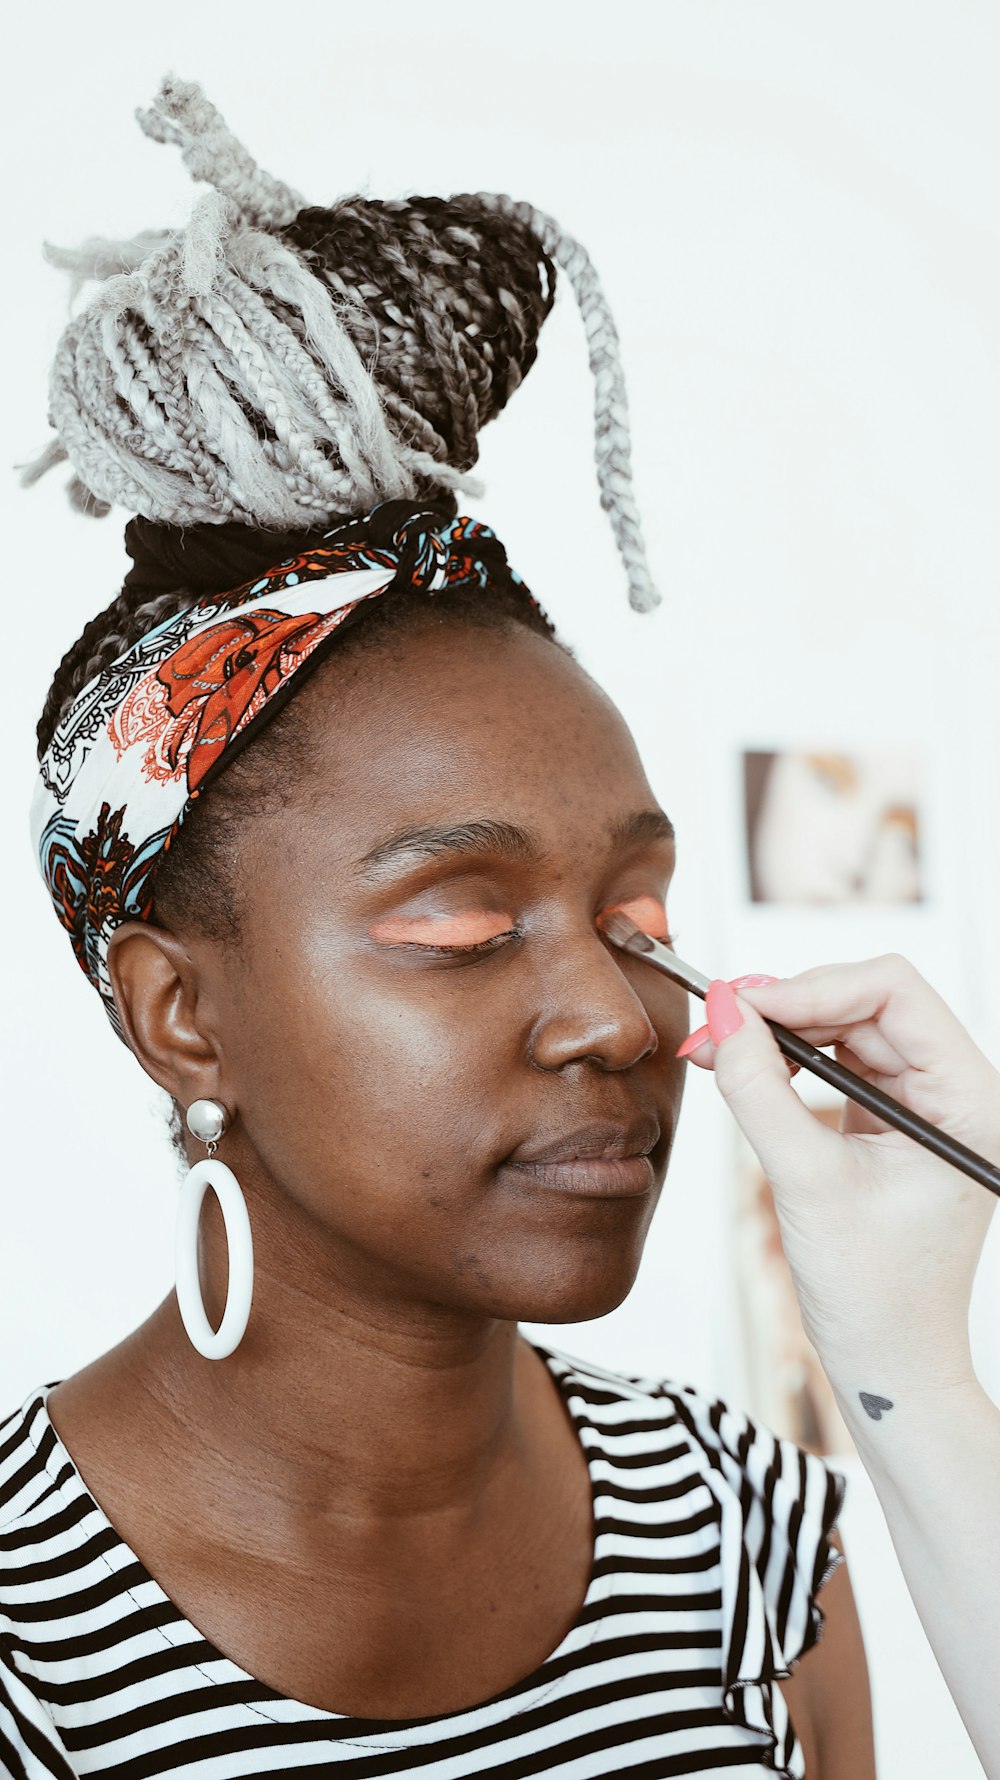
[129,1189,558,1552]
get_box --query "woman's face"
[150,618,689,1325]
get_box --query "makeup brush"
[602,911,1000,1201]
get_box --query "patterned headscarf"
[30,501,546,1042]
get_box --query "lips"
[500,1114,664,1199]
[508,1115,661,1166]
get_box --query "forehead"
[302,620,657,858]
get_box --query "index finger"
[733,953,974,1074]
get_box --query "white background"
[2,5,999,1775]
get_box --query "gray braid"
[473,196,659,614]
[135,72,305,232]
[20,72,660,611]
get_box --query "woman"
[3,74,996,1780]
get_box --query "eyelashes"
[412,929,522,957]
[410,927,682,959]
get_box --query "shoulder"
[0,1384,67,1622]
[0,1386,59,1528]
[0,1630,77,1778]
[534,1338,696,1415]
[0,1387,79,1777]
[539,1338,849,1529]
[537,1337,849,1620]
[537,1342,872,1777]
[0,1384,74,1625]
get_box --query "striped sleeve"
[0,1635,76,1780]
[659,1378,847,1779]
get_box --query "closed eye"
[394,896,678,958]
[370,910,517,953]
[393,929,522,957]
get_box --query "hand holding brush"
[600,922,1000,1772]
[602,914,999,1394]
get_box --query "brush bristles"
[601,910,654,953]
[600,913,711,999]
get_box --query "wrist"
[813,1324,976,1406]
[823,1355,982,1480]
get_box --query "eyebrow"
[353,808,676,882]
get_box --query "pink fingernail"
[706,978,744,1044]
[729,973,780,988]
[676,1024,710,1058]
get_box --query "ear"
[106,920,227,1110]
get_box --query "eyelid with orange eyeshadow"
[369,895,677,955]
[369,911,516,949]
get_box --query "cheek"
[224,936,687,1220]
[231,954,505,1201]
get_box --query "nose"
[527,925,660,1072]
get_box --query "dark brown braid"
[284,197,553,473]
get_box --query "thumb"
[703,978,842,1190]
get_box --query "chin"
[519,1278,637,1324]
[437,1190,657,1322]
[474,1248,643,1325]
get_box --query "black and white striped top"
[0,1343,846,1779]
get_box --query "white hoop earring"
[175,1100,254,1360]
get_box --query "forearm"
[828,1364,1000,1778]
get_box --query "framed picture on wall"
[742,747,925,905]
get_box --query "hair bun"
[22,73,659,613]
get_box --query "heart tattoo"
[859,1392,895,1421]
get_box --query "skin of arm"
[824,1373,1000,1780]
[779,1523,877,1780]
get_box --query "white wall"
[2,5,997,1775]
